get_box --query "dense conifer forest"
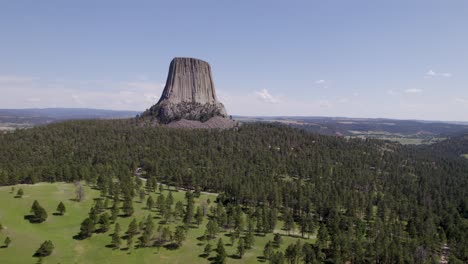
[0,120,467,263]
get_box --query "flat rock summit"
[141,57,238,128]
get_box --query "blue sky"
[1,0,468,121]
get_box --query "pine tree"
[122,198,134,217]
[79,217,95,238]
[111,223,121,249]
[205,218,219,240]
[174,225,187,247]
[302,243,316,264]
[195,206,204,226]
[111,201,119,222]
[127,218,138,238]
[126,235,134,251]
[167,191,174,208]
[56,201,66,215]
[215,238,227,264]
[244,231,255,249]
[283,211,294,236]
[30,200,48,223]
[173,201,184,220]
[157,194,165,212]
[237,238,245,259]
[273,233,283,247]
[4,236,11,248]
[146,196,154,211]
[139,189,145,203]
[264,240,274,260]
[316,223,329,250]
[99,213,111,232]
[16,188,24,198]
[140,216,154,247]
[203,243,212,256]
[34,240,54,257]
[184,192,195,225]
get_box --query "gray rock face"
[143,57,229,124]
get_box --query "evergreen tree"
[99,213,111,232]
[140,215,154,247]
[139,189,145,203]
[157,194,165,212]
[283,211,294,236]
[127,218,138,238]
[244,231,255,249]
[316,223,329,250]
[302,243,316,264]
[16,188,24,198]
[111,201,119,222]
[30,200,48,223]
[184,192,195,225]
[122,198,134,216]
[237,238,246,258]
[167,191,174,208]
[4,236,11,248]
[34,240,54,257]
[203,243,212,256]
[174,201,184,220]
[264,240,274,260]
[126,235,134,251]
[273,233,283,247]
[56,201,66,215]
[174,225,187,247]
[111,223,121,249]
[79,217,95,238]
[205,218,219,240]
[270,251,285,264]
[215,238,227,264]
[146,196,154,211]
[195,206,204,226]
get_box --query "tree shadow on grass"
[257,256,267,262]
[163,243,180,250]
[72,234,87,240]
[24,215,43,224]
[52,212,63,216]
[196,235,207,241]
[228,254,241,259]
[0,245,7,249]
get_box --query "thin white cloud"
[315,79,325,84]
[0,75,36,84]
[425,69,452,78]
[386,89,396,95]
[0,76,164,110]
[404,88,423,94]
[255,88,280,103]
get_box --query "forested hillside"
[0,120,467,262]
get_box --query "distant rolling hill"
[3,109,468,145]
[235,116,468,144]
[0,108,140,130]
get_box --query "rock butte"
[141,57,238,128]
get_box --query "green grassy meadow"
[0,183,312,264]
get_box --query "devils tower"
[141,57,237,128]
